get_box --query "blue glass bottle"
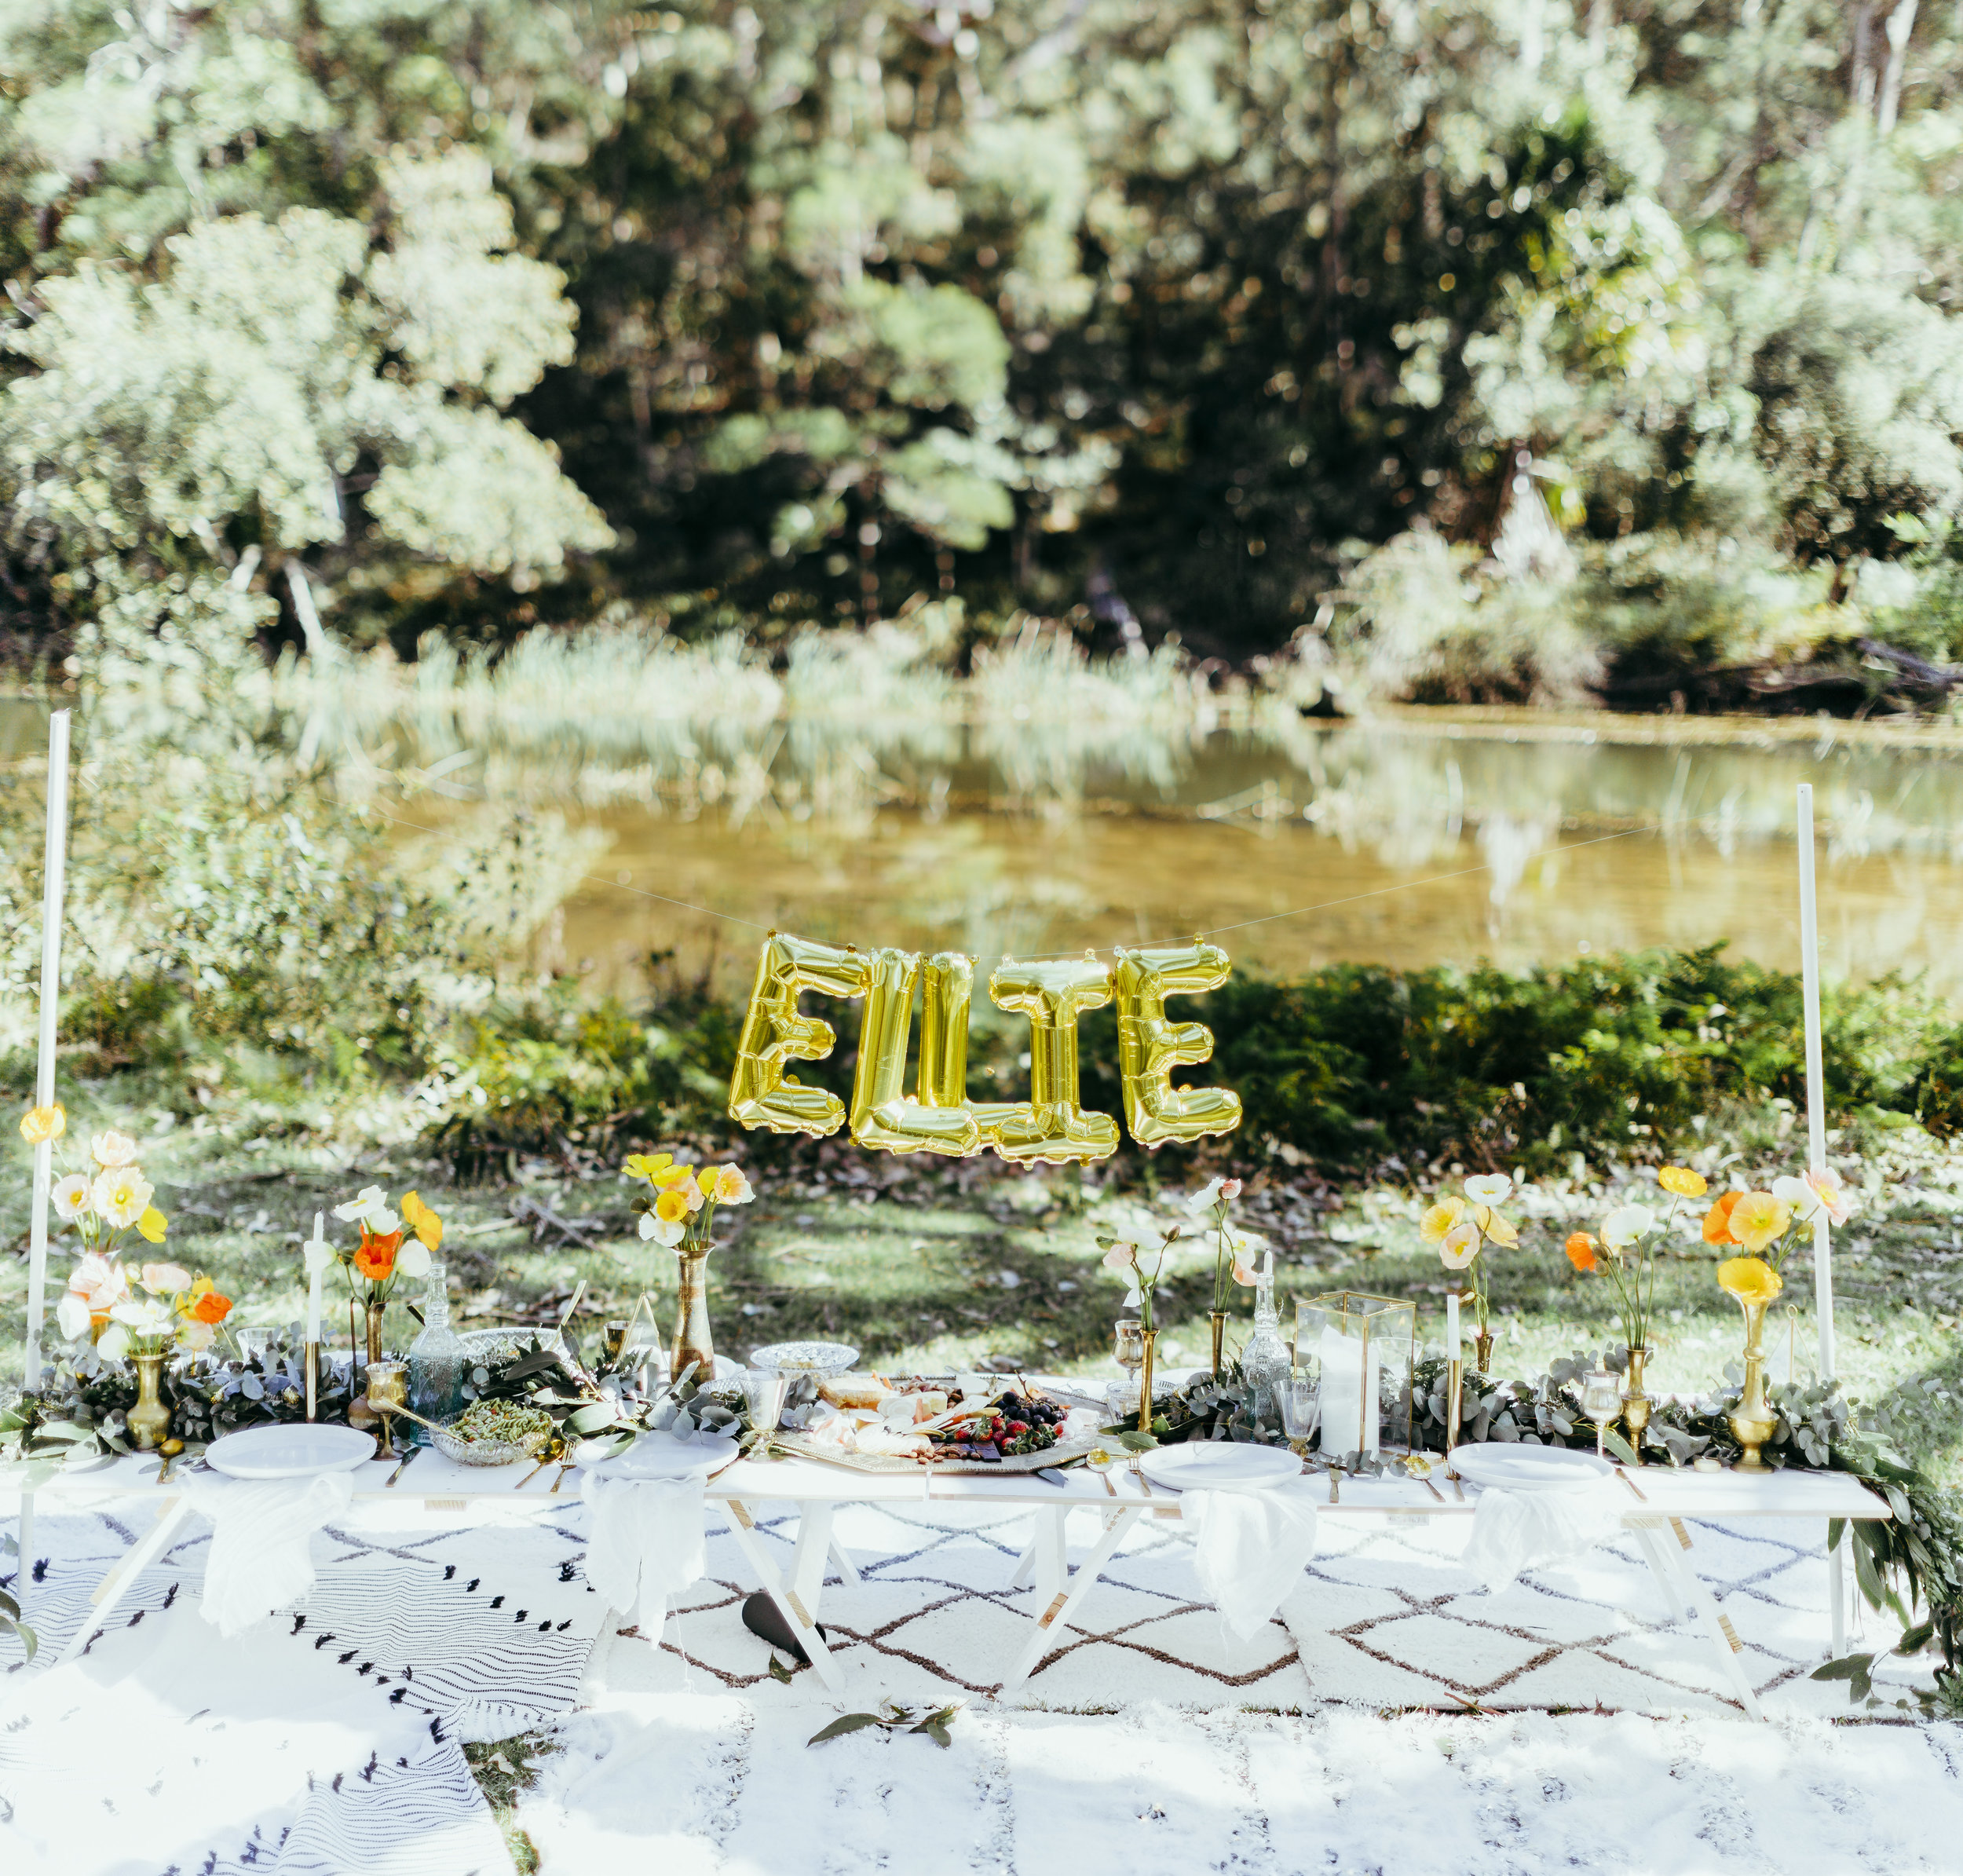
[408,1260,465,1439]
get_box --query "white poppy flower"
[366,1207,401,1236]
[91,1168,154,1230]
[1601,1204,1654,1249]
[1186,1176,1230,1215]
[97,1322,131,1362]
[333,1186,388,1224]
[1464,1174,1513,1206]
[638,1212,687,1247]
[55,1290,92,1340]
[396,1241,432,1280]
[303,1234,336,1274]
[53,1173,92,1222]
[1770,1175,1811,1211]
[90,1131,139,1168]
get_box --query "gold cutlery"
[385,1444,422,1487]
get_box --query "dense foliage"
[6,1,1963,687]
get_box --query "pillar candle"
[1446,1293,1460,1362]
[1318,1326,1380,1457]
[305,1211,324,1345]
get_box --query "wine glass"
[1280,1370,1320,1453]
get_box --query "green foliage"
[1207,945,1949,1172]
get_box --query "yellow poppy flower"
[1659,1166,1707,1198]
[623,1152,672,1183]
[654,1187,695,1225]
[651,1163,697,1191]
[400,1189,444,1252]
[1473,1205,1519,1249]
[1420,1197,1466,1243]
[1724,1190,1791,1252]
[136,1205,169,1245]
[1716,1257,1782,1306]
[20,1103,65,1145]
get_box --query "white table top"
[16,1447,1892,1523]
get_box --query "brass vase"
[1621,1345,1653,1465]
[129,1350,172,1451]
[1727,1302,1778,1471]
[364,1298,386,1367]
[1138,1326,1158,1435]
[1208,1310,1227,1379]
[671,1249,715,1383]
[1471,1328,1494,1377]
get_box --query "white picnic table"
[23,1444,1889,1721]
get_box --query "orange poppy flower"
[189,1288,232,1324]
[1565,1232,1599,1272]
[353,1229,403,1282]
[1702,1191,1745,1245]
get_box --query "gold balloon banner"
[728,933,1241,1164]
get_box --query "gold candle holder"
[365,1359,408,1460]
[304,1340,320,1422]
[1446,1355,1464,1449]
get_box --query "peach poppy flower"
[1565,1232,1599,1273]
[188,1285,232,1325]
[1724,1190,1791,1252]
[1702,1191,1745,1245]
[19,1103,65,1144]
[1438,1221,1480,1270]
[353,1229,403,1281]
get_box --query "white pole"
[1796,784,1833,1380]
[22,709,71,1391]
[1797,781,1845,1658]
[16,708,70,1638]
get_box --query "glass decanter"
[1240,1263,1292,1427]
[407,1259,465,1441]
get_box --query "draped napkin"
[1460,1476,1623,1594]
[181,1468,357,1636]
[1180,1482,1321,1639]
[579,1471,707,1627]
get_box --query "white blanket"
[579,1471,707,1628]
[1181,1483,1321,1639]
[182,1468,357,1637]
[1460,1479,1623,1594]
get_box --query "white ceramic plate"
[587,1432,739,1483]
[1139,1443,1303,1493]
[206,1423,377,1479]
[1446,1444,1613,1493]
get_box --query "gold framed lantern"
[1294,1292,1417,1460]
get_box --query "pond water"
[544,715,1963,999]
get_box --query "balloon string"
[368,799,1661,961]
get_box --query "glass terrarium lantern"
[1294,1292,1417,1459]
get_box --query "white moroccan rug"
[2,1486,1952,1875]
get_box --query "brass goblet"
[365,1360,409,1460]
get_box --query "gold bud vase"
[671,1249,715,1382]
[1727,1301,1778,1471]
[1208,1310,1227,1379]
[1138,1326,1158,1436]
[129,1350,172,1451]
[1621,1345,1652,1465]
[364,1298,386,1368]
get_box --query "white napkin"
[579,1472,707,1627]
[181,1468,357,1636]
[1180,1483,1321,1640]
[1460,1477,1623,1594]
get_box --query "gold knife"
[385,1445,422,1488]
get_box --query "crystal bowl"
[744,1340,860,1378]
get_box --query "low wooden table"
[19,1451,1890,1721]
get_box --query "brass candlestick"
[365,1359,408,1460]
[304,1339,320,1421]
[1446,1355,1464,1449]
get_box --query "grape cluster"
[933,1388,1066,1463]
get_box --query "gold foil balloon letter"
[983,952,1120,1165]
[848,949,982,1155]
[728,934,870,1136]
[1112,941,1243,1147]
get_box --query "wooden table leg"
[828,1529,861,1585]
[49,1496,196,1670]
[1629,1519,1696,1622]
[998,1506,1142,1697]
[1654,1517,1765,1722]
[1827,1531,1848,1658]
[725,1501,846,1695]
[789,1501,835,1615]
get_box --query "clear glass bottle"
[407,1260,465,1441]
[1241,1262,1292,1428]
